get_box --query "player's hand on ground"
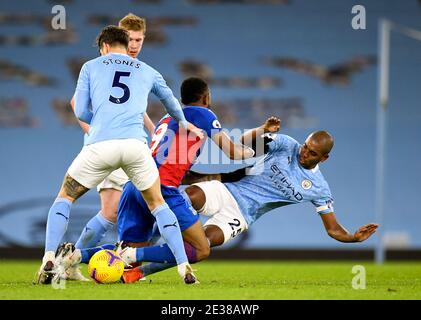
[263,116,281,133]
[186,122,205,140]
[354,223,379,242]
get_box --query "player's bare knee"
[184,185,206,211]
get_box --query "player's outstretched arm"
[320,212,379,243]
[241,116,281,157]
[70,95,90,134]
[212,131,255,160]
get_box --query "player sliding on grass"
[36,25,204,285]
[119,119,379,282]
[53,77,256,282]
[184,128,378,246]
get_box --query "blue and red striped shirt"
[150,106,222,187]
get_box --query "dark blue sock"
[141,262,176,277]
[136,241,198,264]
[136,244,175,263]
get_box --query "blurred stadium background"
[0,0,420,261]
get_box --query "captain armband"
[316,202,334,214]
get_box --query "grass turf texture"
[1,260,421,300]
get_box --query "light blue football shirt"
[74,53,187,146]
[225,133,334,226]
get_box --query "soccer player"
[121,118,379,282]
[54,77,256,282]
[184,122,379,247]
[36,26,203,285]
[71,14,156,251]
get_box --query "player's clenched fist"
[263,116,281,133]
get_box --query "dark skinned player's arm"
[240,116,281,157]
[181,171,222,185]
[181,116,281,185]
[180,166,253,185]
[320,212,379,243]
[211,131,255,160]
[180,132,255,185]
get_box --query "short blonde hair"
[118,13,146,33]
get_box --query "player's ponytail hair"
[181,77,209,105]
[96,25,129,50]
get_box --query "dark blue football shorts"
[117,181,199,243]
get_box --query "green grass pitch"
[1,260,421,300]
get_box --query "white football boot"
[54,242,89,281]
[177,262,199,285]
[34,251,56,285]
[66,265,90,281]
[117,244,137,269]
